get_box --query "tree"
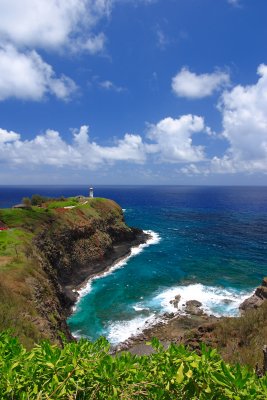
[31,194,46,206]
[22,197,31,208]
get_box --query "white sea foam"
[107,314,157,344]
[75,230,161,301]
[133,304,150,312]
[155,283,254,317]
[104,283,254,344]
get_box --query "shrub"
[22,197,31,208]
[31,194,47,206]
[0,333,267,399]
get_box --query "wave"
[107,314,157,344]
[74,230,161,302]
[103,283,254,344]
[155,283,254,317]
[133,304,150,312]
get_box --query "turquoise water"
[1,185,266,344]
[67,186,267,344]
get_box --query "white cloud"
[172,67,230,99]
[75,33,106,54]
[0,0,110,52]
[0,45,77,101]
[0,0,111,102]
[180,163,202,176]
[0,0,158,103]
[0,125,146,168]
[179,64,267,176]
[156,29,169,50]
[147,115,206,162]
[99,80,125,92]
[0,115,208,169]
[0,128,20,143]
[213,64,267,174]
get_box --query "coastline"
[113,279,267,355]
[67,228,261,348]
[65,229,156,317]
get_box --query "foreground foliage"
[0,333,267,399]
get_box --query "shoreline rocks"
[170,294,181,309]
[239,277,267,311]
[185,300,203,316]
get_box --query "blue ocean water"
[1,186,267,343]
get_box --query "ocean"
[1,185,267,344]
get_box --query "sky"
[0,0,267,185]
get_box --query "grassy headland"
[0,196,147,348]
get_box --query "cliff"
[0,197,148,348]
[239,277,267,311]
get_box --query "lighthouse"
[89,186,94,198]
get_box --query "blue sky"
[0,0,267,185]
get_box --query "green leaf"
[186,369,193,379]
[191,361,198,368]
[113,386,118,396]
[46,362,55,369]
[176,362,184,384]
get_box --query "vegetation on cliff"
[1,195,267,399]
[1,331,267,399]
[0,196,145,348]
[199,300,267,368]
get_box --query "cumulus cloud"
[214,63,267,174]
[0,45,77,101]
[0,0,112,102]
[172,67,230,99]
[178,64,267,176]
[180,163,203,176]
[0,115,208,169]
[0,0,158,103]
[147,115,206,162]
[0,0,110,52]
[0,125,146,168]
[0,128,20,143]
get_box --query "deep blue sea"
[1,186,267,344]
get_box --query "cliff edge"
[0,197,148,347]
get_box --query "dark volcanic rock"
[170,294,181,309]
[185,300,203,316]
[35,214,149,319]
[239,277,267,311]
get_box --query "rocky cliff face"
[35,212,147,315]
[239,277,267,311]
[0,198,148,347]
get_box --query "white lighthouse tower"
[89,186,94,198]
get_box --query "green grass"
[47,199,79,209]
[0,207,52,230]
[0,229,31,258]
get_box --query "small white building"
[89,187,94,198]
